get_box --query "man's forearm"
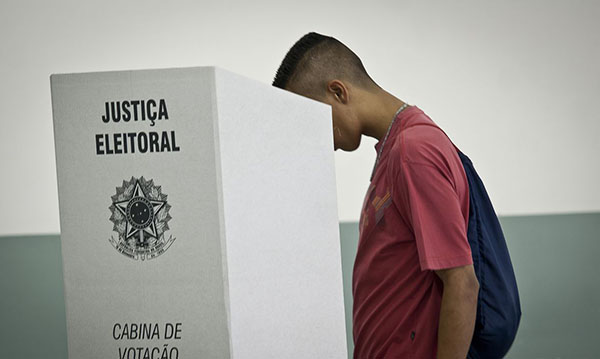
[436,269,479,359]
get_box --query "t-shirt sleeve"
[388,128,473,271]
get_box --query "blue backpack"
[456,150,522,358]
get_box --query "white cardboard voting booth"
[50,67,348,358]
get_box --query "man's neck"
[360,89,407,141]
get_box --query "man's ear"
[327,80,349,104]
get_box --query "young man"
[273,32,479,359]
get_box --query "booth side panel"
[214,68,348,358]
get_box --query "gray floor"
[1,212,599,358]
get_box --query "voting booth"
[50,67,348,358]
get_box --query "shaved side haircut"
[273,32,379,99]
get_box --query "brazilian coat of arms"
[108,176,175,260]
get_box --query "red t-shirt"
[353,105,472,358]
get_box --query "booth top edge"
[49,65,224,79]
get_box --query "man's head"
[273,32,380,151]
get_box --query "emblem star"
[114,180,166,241]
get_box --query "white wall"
[1,0,598,235]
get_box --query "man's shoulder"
[390,117,456,168]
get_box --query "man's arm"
[435,264,479,359]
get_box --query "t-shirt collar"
[374,104,416,152]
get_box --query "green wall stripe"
[1,212,598,358]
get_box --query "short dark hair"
[272,32,377,98]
